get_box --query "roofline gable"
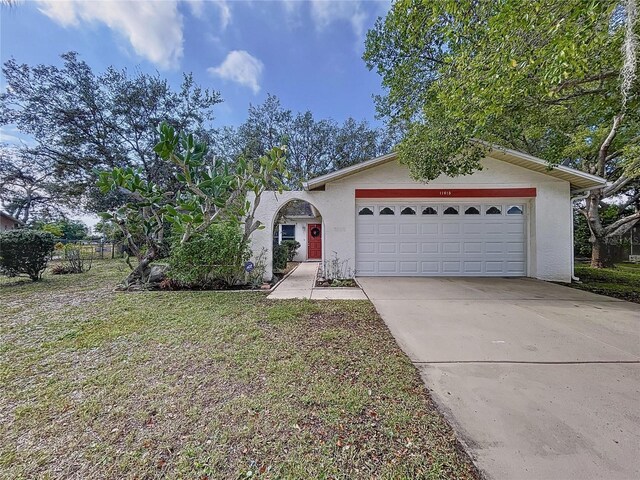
[302,152,398,190]
[302,144,606,192]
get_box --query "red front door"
[307,223,322,260]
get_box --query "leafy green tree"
[212,94,394,187]
[97,123,289,288]
[1,52,221,213]
[333,117,397,171]
[33,219,88,241]
[364,0,639,267]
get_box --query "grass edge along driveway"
[571,262,640,303]
[0,260,478,479]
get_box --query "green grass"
[572,262,640,303]
[0,260,477,479]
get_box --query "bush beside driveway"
[0,261,477,479]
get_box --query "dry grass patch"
[1,261,478,479]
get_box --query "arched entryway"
[271,199,323,273]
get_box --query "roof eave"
[302,142,607,191]
[303,151,398,190]
[485,146,606,190]
[569,183,608,194]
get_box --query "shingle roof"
[280,200,315,217]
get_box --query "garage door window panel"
[401,206,417,215]
[422,206,438,215]
[443,206,459,215]
[464,206,481,215]
[486,205,502,215]
[379,206,395,215]
[507,205,524,215]
[358,206,374,216]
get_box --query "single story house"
[1,211,23,231]
[250,145,606,282]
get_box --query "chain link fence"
[51,239,126,260]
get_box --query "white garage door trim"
[356,201,528,277]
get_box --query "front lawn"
[0,261,477,479]
[572,262,640,303]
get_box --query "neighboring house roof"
[0,211,23,224]
[302,145,607,192]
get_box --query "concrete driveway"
[358,277,640,480]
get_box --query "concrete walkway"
[359,277,640,480]
[267,262,367,300]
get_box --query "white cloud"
[309,0,367,39]
[214,0,231,30]
[185,0,205,18]
[36,0,184,69]
[187,0,230,29]
[208,50,264,94]
[189,0,230,29]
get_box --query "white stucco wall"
[249,156,572,282]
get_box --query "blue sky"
[1,0,391,138]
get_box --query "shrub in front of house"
[281,240,300,261]
[0,230,56,281]
[273,244,289,272]
[168,222,250,288]
[273,240,301,272]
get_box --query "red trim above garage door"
[355,188,537,198]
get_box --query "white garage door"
[356,202,527,276]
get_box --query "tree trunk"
[122,250,156,288]
[584,188,614,269]
[590,236,614,268]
